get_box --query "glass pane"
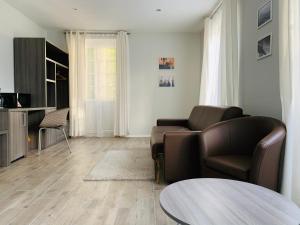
[87,61,95,74]
[85,38,116,101]
[87,48,95,59]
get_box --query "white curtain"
[279,0,300,205]
[199,10,223,105]
[199,0,240,106]
[220,0,240,106]
[114,31,129,137]
[66,32,87,137]
[85,36,117,137]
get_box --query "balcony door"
[85,37,116,137]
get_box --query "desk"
[4,107,56,112]
[160,179,300,225]
[0,107,56,166]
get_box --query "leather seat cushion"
[150,126,190,159]
[205,155,252,181]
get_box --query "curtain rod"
[209,1,223,18]
[64,30,130,35]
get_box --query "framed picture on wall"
[257,33,272,60]
[159,57,175,69]
[159,74,175,87]
[257,1,272,29]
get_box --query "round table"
[160,179,300,225]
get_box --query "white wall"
[0,0,45,92]
[1,0,202,137]
[128,32,202,136]
[0,0,67,92]
[240,0,281,119]
[46,29,68,52]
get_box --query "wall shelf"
[56,75,67,81]
[46,57,69,69]
[46,79,56,83]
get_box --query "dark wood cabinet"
[14,38,69,109]
[8,111,28,162]
[14,38,46,107]
[13,38,70,153]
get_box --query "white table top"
[160,179,300,225]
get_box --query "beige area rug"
[84,148,155,181]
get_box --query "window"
[85,38,116,101]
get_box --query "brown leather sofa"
[150,105,243,183]
[199,116,286,192]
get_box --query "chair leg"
[154,160,157,181]
[38,128,43,155]
[156,159,160,184]
[160,154,165,183]
[61,128,71,153]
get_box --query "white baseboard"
[126,134,150,138]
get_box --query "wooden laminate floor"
[0,138,175,225]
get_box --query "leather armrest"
[157,119,188,127]
[163,131,201,182]
[250,128,286,191]
[199,123,231,159]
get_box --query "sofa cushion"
[205,155,251,181]
[188,106,243,131]
[150,126,190,159]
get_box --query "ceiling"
[4,0,218,32]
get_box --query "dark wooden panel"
[46,41,69,65]
[8,112,28,162]
[47,82,56,107]
[56,64,69,109]
[46,60,55,80]
[0,111,8,131]
[56,80,69,109]
[14,38,46,107]
[0,132,9,167]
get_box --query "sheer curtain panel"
[114,31,129,137]
[66,32,87,137]
[199,10,223,105]
[279,0,300,205]
[199,0,240,106]
[220,0,240,106]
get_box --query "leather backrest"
[232,117,286,156]
[188,105,243,131]
[202,116,286,156]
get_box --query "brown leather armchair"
[199,116,286,192]
[150,105,243,183]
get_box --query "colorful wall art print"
[159,75,175,87]
[159,57,175,70]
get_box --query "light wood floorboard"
[0,137,175,225]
